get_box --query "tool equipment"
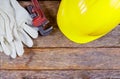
[27,0,53,36]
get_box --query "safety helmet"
[57,0,120,43]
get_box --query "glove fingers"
[12,27,24,57]
[22,23,38,39]
[10,0,38,38]
[0,11,13,42]
[0,38,11,56]
[10,51,16,59]
[19,29,33,47]
[0,12,11,55]
[0,9,13,42]
[9,42,17,58]
[14,40,24,57]
[0,44,3,52]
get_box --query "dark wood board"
[0,70,120,79]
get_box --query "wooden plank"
[19,1,120,47]
[1,48,120,70]
[0,70,120,79]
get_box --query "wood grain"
[19,1,120,48]
[1,1,120,79]
[1,48,120,70]
[0,70,120,79]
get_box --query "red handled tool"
[27,0,53,36]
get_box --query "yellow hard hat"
[57,0,120,44]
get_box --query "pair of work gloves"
[0,0,38,58]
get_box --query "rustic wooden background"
[1,1,120,79]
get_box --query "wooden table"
[1,1,120,79]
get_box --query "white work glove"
[0,13,11,55]
[10,0,38,47]
[0,0,38,58]
[0,0,24,58]
[0,11,23,58]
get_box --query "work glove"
[0,11,22,58]
[0,0,24,58]
[10,0,38,47]
[0,13,11,55]
[0,0,38,58]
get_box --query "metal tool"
[27,0,53,36]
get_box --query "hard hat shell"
[57,0,120,44]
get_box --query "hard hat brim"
[58,26,105,44]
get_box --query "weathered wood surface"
[1,1,120,79]
[1,48,120,70]
[0,70,120,79]
[19,1,120,48]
